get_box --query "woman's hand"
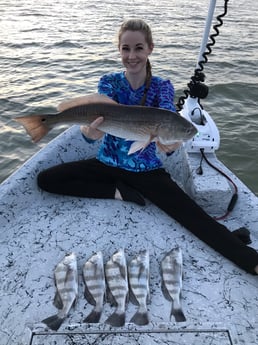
[80,116,105,140]
[156,141,182,153]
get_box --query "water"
[0,0,257,195]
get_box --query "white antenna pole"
[196,0,217,70]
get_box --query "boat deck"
[1,126,257,344]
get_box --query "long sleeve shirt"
[95,71,176,172]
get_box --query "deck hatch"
[29,328,237,345]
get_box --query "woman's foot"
[232,227,252,245]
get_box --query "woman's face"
[119,30,153,76]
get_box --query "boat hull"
[1,126,257,344]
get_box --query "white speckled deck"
[0,126,257,345]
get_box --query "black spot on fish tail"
[105,311,125,327]
[130,310,149,326]
[171,307,186,322]
[15,115,51,143]
[83,309,102,323]
[42,314,65,331]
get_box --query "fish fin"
[130,310,149,326]
[161,279,172,302]
[146,278,151,304]
[128,141,148,155]
[171,307,186,322]
[84,285,96,306]
[42,314,65,331]
[82,271,94,304]
[128,134,155,155]
[105,311,125,327]
[83,308,102,323]
[117,262,127,281]
[72,295,78,309]
[53,291,63,309]
[106,286,117,307]
[147,293,151,305]
[15,115,51,143]
[57,93,117,112]
[126,291,130,305]
[129,290,138,306]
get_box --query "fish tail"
[130,309,149,326]
[83,308,102,323]
[170,303,186,322]
[41,314,65,331]
[105,310,125,327]
[15,115,51,142]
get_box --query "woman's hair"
[118,19,153,49]
[118,19,153,105]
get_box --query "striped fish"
[128,249,150,325]
[105,248,129,327]
[161,247,186,322]
[42,252,78,330]
[82,251,105,323]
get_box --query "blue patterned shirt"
[94,72,176,172]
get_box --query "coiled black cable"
[177,1,237,218]
[177,0,230,111]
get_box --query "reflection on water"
[0,0,257,195]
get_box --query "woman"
[38,19,258,275]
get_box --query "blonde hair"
[118,19,153,105]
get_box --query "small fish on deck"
[161,247,186,322]
[128,249,150,326]
[82,251,106,323]
[15,93,197,155]
[41,252,78,331]
[105,248,129,327]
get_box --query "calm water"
[1,0,258,195]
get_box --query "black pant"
[38,158,258,274]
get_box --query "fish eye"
[187,127,195,134]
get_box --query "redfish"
[15,93,197,155]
